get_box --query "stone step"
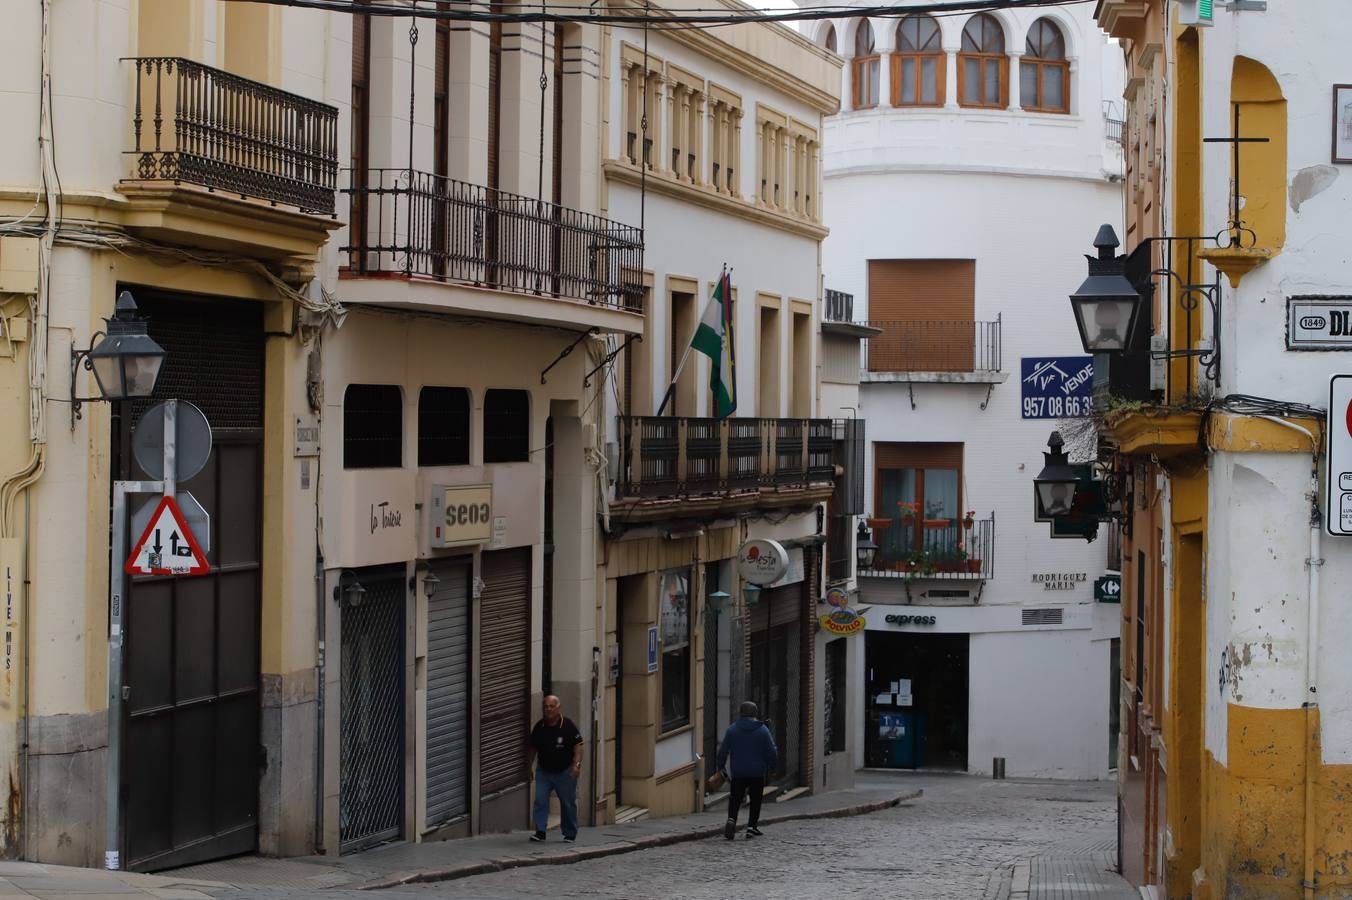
[614,804,649,824]
[774,786,809,803]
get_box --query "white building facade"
[809,0,1125,780]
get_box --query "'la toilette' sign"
[327,469,415,568]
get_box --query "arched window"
[852,21,879,109]
[893,14,944,106]
[1021,18,1069,113]
[958,13,1006,108]
[823,23,837,53]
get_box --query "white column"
[877,21,897,107]
[1008,50,1024,111]
[942,38,960,110]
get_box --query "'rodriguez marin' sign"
[1032,572,1088,591]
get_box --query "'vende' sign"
[125,495,210,576]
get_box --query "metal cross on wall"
[1203,102,1270,248]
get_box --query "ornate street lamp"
[71,291,168,422]
[741,583,762,608]
[1069,225,1143,353]
[855,520,878,570]
[706,590,732,615]
[1033,432,1084,522]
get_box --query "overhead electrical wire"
[215,0,1095,28]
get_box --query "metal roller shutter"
[867,259,975,372]
[479,548,531,796]
[426,560,472,826]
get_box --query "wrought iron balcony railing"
[825,289,854,323]
[860,515,995,580]
[126,58,339,215]
[865,316,1002,374]
[618,417,833,500]
[343,168,645,311]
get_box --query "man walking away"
[527,694,584,842]
[716,701,778,840]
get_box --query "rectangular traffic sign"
[1328,375,1352,536]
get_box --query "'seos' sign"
[431,484,493,548]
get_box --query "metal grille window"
[483,389,529,463]
[339,566,407,852]
[824,638,846,753]
[344,384,403,469]
[660,569,691,733]
[418,387,470,466]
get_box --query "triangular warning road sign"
[125,495,211,577]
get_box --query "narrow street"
[196,773,1132,900]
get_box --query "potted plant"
[864,513,893,531]
[902,548,934,577]
[961,509,976,530]
[895,500,919,526]
[933,542,968,573]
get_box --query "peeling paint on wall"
[1290,165,1339,213]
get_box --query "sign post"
[105,400,212,870]
[1095,574,1123,603]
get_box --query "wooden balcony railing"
[860,515,995,580]
[619,417,834,500]
[865,316,1002,374]
[126,57,339,215]
[343,168,644,310]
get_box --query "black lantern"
[1033,432,1083,522]
[72,291,167,421]
[855,520,878,570]
[1069,225,1142,353]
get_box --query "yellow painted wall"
[1231,57,1287,253]
[1170,25,1203,403]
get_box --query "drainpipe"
[1258,416,1320,899]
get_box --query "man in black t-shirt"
[527,694,584,842]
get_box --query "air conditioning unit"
[1176,0,1214,26]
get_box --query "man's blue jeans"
[533,768,579,838]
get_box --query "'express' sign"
[884,614,936,626]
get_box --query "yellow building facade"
[1097,1,1352,896]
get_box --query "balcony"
[860,515,995,582]
[340,169,644,334]
[863,316,1005,384]
[119,58,340,267]
[822,289,882,340]
[616,417,834,522]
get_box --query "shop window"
[418,386,470,466]
[483,388,529,463]
[874,442,963,569]
[660,569,691,732]
[343,384,402,469]
[824,638,847,753]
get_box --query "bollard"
[993,757,1006,779]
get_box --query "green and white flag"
[691,270,737,418]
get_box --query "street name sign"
[125,495,210,576]
[1287,297,1352,350]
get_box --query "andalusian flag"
[691,270,737,418]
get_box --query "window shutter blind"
[867,259,975,371]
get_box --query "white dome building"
[810,1,1127,779]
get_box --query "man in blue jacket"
[716,701,778,840]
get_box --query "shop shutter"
[768,583,801,628]
[487,18,502,191]
[478,548,531,796]
[867,259,975,371]
[426,559,472,826]
[874,442,963,472]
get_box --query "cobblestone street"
[193,772,1132,900]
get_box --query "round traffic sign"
[132,400,213,482]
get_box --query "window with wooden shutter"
[488,11,502,192]
[852,21,880,109]
[1020,18,1069,114]
[867,259,975,372]
[874,442,964,568]
[893,14,945,107]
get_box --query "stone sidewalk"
[0,785,915,898]
[165,783,918,892]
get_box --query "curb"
[353,789,923,890]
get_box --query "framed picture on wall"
[1333,85,1352,163]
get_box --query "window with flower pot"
[872,442,965,572]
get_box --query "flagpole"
[655,264,727,417]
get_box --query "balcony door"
[875,443,962,568]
